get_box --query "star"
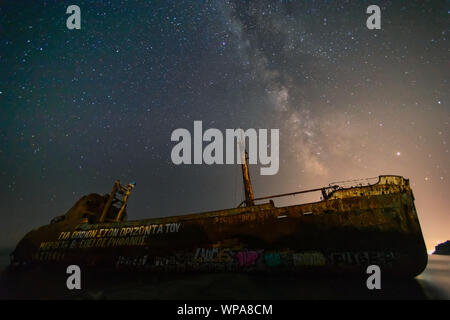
[0,0,447,257]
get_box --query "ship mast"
[241,150,255,207]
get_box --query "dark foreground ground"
[0,255,448,300]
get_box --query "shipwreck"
[9,151,428,277]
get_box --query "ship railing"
[237,185,340,208]
[328,176,379,189]
[237,176,381,208]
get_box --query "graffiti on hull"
[115,246,397,272]
[34,228,397,271]
[329,251,396,267]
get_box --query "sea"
[0,250,448,300]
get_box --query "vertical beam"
[241,150,255,207]
[99,180,119,223]
[115,185,133,222]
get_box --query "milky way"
[0,1,448,251]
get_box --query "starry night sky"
[0,0,448,252]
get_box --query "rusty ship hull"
[10,175,428,278]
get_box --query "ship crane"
[99,181,135,222]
